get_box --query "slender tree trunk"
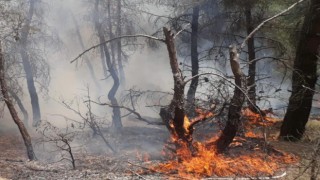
[163,27,191,144]
[280,0,320,141]
[94,0,122,130]
[9,90,29,126]
[0,42,36,160]
[186,5,200,116]
[117,0,125,87]
[71,14,100,89]
[216,45,245,153]
[20,0,41,127]
[107,0,116,63]
[245,7,258,112]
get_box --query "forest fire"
[149,109,297,179]
[151,138,296,178]
[242,108,279,126]
[242,108,280,138]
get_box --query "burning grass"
[149,108,297,179]
[150,137,297,179]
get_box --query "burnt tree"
[216,45,245,153]
[94,0,122,130]
[0,42,36,160]
[186,5,200,114]
[163,27,191,144]
[245,5,258,113]
[280,0,320,141]
[20,0,41,127]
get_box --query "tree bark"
[186,5,200,116]
[94,0,122,130]
[216,45,245,153]
[280,0,320,141]
[163,27,191,144]
[20,0,41,127]
[245,6,258,112]
[0,42,36,161]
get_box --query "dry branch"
[89,101,164,125]
[71,34,163,64]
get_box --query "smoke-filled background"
[0,0,300,131]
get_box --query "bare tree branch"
[71,34,164,63]
[89,100,164,125]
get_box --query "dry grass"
[303,120,320,142]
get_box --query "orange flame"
[152,138,296,178]
[150,108,295,178]
[242,108,279,127]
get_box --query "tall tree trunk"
[20,0,41,127]
[117,0,125,87]
[0,42,36,160]
[71,14,100,89]
[94,0,122,130]
[280,0,320,141]
[186,5,200,116]
[216,45,245,153]
[245,6,258,112]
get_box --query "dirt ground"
[0,118,318,180]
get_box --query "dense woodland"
[0,0,319,179]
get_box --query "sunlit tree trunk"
[186,5,200,116]
[0,42,36,160]
[280,0,320,141]
[216,45,245,153]
[163,27,192,145]
[20,0,41,127]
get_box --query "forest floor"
[0,117,318,180]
